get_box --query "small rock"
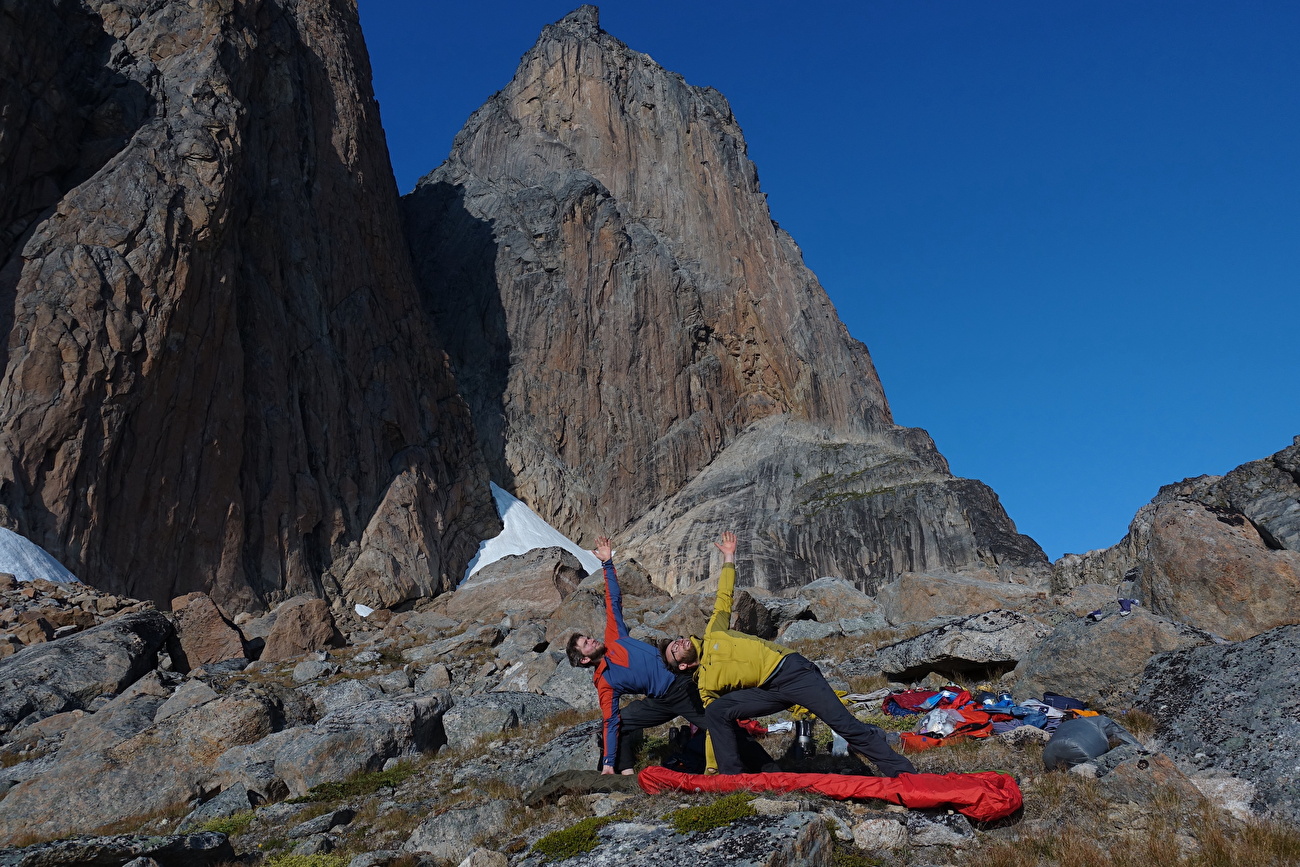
[906,811,975,847]
[751,797,811,815]
[293,659,339,683]
[415,663,452,691]
[457,848,509,867]
[852,817,907,851]
[293,833,336,855]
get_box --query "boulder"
[153,679,219,723]
[874,609,1051,680]
[404,800,512,864]
[493,653,562,694]
[876,571,1048,625]
[447,548,585,623]
[1133,623,1300,823]
[441,693,572,747]
[852,817,907,852]
[0,686,282,843]
[274,695,453,796]
[0,832,234,867]
[401,625,504,664]
[1094,747,1204,807]
[794,576,885,623]
[1013,609,1212,708]
[778,620,840,643]
[540,662,600,711]
[543,588,607,645]
[0,610,172,734]
[415,664,452,692]
[307,678,384,717]
[1144,499,1300,640]
[1053,438,1300,642]
[732,591,778,640]
[260,598,345,663]
[170,593,247,669]
[494,622,549,659]
[180,783,254,831]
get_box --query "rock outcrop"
[1011,609,1213,708]
[401,6,1046,592]
[1134,624,1300,824]
[0,0,497,613]
[1053,437,1300,640]
[0,610,171,735]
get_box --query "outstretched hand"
[714,531,737,560]
[593,536,613,562]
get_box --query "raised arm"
[705,531,737,634]
[595,536,628,641]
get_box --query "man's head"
[566,633,606,667]
[661,636,699,671]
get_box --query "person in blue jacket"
[567,536,708,774]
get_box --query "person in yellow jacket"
[663,531,916,777]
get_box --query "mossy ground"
[530,811,631,862]
[664,792,756,834]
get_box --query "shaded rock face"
[401,6,1046,592]
[1053,437,1300,640]
[1134,624,1300,824]
[874,609,1051,681]
[0,0,497,614]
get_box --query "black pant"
[610,674,708,772]
[607,674,773,772]
[704,653,916,776]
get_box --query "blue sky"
[357,1,1300,560]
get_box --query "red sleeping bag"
[637,766,1022,823]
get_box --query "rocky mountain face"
[402,6,1046,591]
[0,0,498,612]
[1053,436,1300,640]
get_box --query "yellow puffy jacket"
[692,561,793,771]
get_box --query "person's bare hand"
[600,764,616,775]
[714,531,737,560]
[593,536,613,562]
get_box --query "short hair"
[567,633,593,668]
[659,637,698,669]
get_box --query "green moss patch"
[198,810,253,836]
[286,762,418,804]
[530,811,631,862]
[664,793,756,835]
[262,855,349,867]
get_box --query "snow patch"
[0,528,80,584]
[464,483,602,582]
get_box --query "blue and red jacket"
[593,559,677,768]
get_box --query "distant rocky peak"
[552,4,602,33]
[402,8,1044,589]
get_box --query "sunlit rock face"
[0,0,497,612]
[403,5,1046,590]
[1054,436,1300,640]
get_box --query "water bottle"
[831,731,849,756]
[795,719,816,757]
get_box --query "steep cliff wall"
[0,0,498,611]
[403,6,1045,590]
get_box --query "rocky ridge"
[0,545,1297,863]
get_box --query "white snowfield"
[463,482,603,583]
[0,528,80,584]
